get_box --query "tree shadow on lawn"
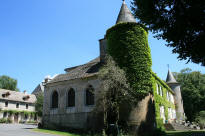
[166,130,205,136]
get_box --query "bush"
[6,118,12,123]
[27,120,38,124]
[38,122,43,128]
[0,118,12,123]
[0,118,7,123]
[195,111,205,129]
[156,118,165,131]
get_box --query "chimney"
[23,90,27,94]
[99,38,107,63]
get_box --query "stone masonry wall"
[43,76,103,130]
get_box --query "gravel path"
[0,124,57,136]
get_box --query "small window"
[86,85,95,106]
[26,104,29,109]
[5,101,8,107]
[3,112,7,118]
[67,88,75,107]
[16,103,19,108]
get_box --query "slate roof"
[0,89,36,103]
[166,69,178,84]
[32,83,44,96]
[47,57,101,84]
[116,0,136,24]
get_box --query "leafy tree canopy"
[97,56,136,128]
[35,93,43,117]
[0,75,19,91]
[174,68,205,121]
[132,0,205,65]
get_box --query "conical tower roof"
[166,69,178,84]
[116,0,136,24]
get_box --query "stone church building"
[42,1,185,132]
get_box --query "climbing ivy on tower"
[106,22,152,99]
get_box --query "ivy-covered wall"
[152,72,175,129]
[106,22,152,99]
[105,22,176,131]
[0,109,36,117]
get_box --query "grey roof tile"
[0,89,36,103]
[116,1,136,24]
[166,69,178,84]
[47,57,101,84]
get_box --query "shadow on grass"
[166,130,205,136]
[23,128,35,130]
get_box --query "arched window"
[51,91,58,108]
[67,88,75,107]
[86,85,95,106]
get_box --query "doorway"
[14,113,19,123]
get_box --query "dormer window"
[2,92,10,98]
[23,95,30,101]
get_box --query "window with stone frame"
[26,104,29,109]
[16,103,19,108]
[85,85,95,106]
[5,101,8,107]
[160,105,165,123]
[156,83,159,94]
[159,86,163,96]
[67,88,75,107]
[167,91,170,101]
[51,91,59,108]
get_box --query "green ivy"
[152,73,175,129]
[0,110,36,116]
[106,22,152,99]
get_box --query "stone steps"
[164,123,192,131]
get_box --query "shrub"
[156,118,165,131]
[195,111,205,129]
[27,120,38,124]
[6,118,12,123]
[0,118,7,123]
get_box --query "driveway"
[0,124,57,136]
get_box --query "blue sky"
[0,0,204,93]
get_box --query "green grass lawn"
[33,128,205,136]
[33,128,83,136]
[166,130,205,136]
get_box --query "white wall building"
[0,89,36,123]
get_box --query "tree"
[0,75,19,91]
[195,111,205,129]
[132,0,205,65]
[96,56,136,133]
[35,93,43,117]
[174,68,205,121]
